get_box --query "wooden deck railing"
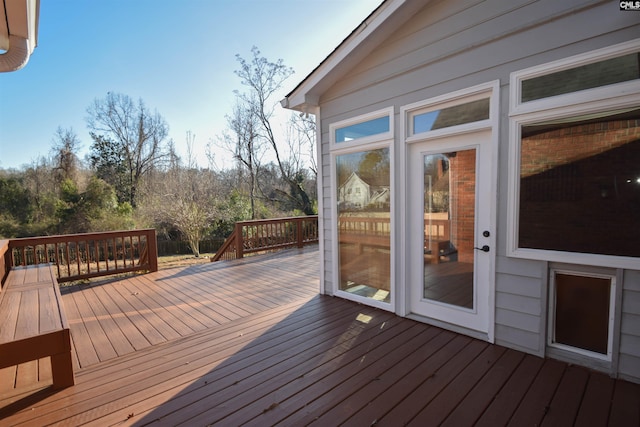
[211,216,318,262]
[337,216,451,261]
[4,229,158,283]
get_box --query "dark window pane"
[522,53,640,102]
[519,109,640,257]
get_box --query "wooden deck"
[0,245,639,426]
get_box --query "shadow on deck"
[0,245,638,426]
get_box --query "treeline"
[0,48,317,257]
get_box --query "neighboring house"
[282,0,640,384]
[0,0,39,72]
[338,172,390,210]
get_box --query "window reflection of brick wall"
[520,119,640,257]
[521,119,640,178]
[449,150,476,263]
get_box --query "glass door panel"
[423,150,476,309]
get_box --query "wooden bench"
[0,263,75,389]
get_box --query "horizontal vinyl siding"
[315,0,640,377]
[619,270,640,382]
[320,0,636,121]
[321,125,333,295]
[494,257,546,356]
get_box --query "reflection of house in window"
[338,172,390,210]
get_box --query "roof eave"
[281,0,424,112]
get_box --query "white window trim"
[507,40,640,270]
[510,38,640,115]
[547,268,616,362]
[403,81,497,143]
[330,127,395,311]
[329,106,394,151]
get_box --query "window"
[519,109,640,257]
[412,98,490,134]
[508,39,640,268]
[331,107,393,147]
[331,107,394,307]
[404,82,496,141]
[335,116,389,142]
[336,148,391,304]
[521,53,639,103]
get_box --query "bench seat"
[0,264,74,389]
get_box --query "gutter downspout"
[0,34,31,72]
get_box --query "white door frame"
[398,81,499,342]
[407,132,492,335]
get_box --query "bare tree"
[234,47,315,215]
[219,97,263,219]
[143,164,219,257]
[288,113,317,177]
[86,92,170,208]
[185,130,197,170]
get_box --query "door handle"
[474,245,490,253]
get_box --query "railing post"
[147,229,158,272]
[236,222,244,259]
[0,240,10,286]
[297,218,303,248]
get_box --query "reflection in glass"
[336,148,391,303]
[522,53,640,102]
[335,116,390,143]
[519,109,640,257]
[423,150,476,309]
[412,98,489,134]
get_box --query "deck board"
[0,245,638,426]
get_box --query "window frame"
[507,39,640,269]
[403,83,495,143]
[330,107,394,150]
[510,38,640,115]
[330,107,395,311]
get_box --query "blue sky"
[0,0,383,170]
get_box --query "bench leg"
[51,351,75,388]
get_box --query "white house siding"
[315,0,639,381]
[621,270,640,382]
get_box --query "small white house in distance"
[282,0,640,384]
[339,172,390,210]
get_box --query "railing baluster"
[93,240,99,273]
[64,242,71,279]
[85,240,91,275]
[103,239,109,272]
[128,235,133,267]
[75,241,81,277]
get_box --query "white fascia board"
[282,0,414,111]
